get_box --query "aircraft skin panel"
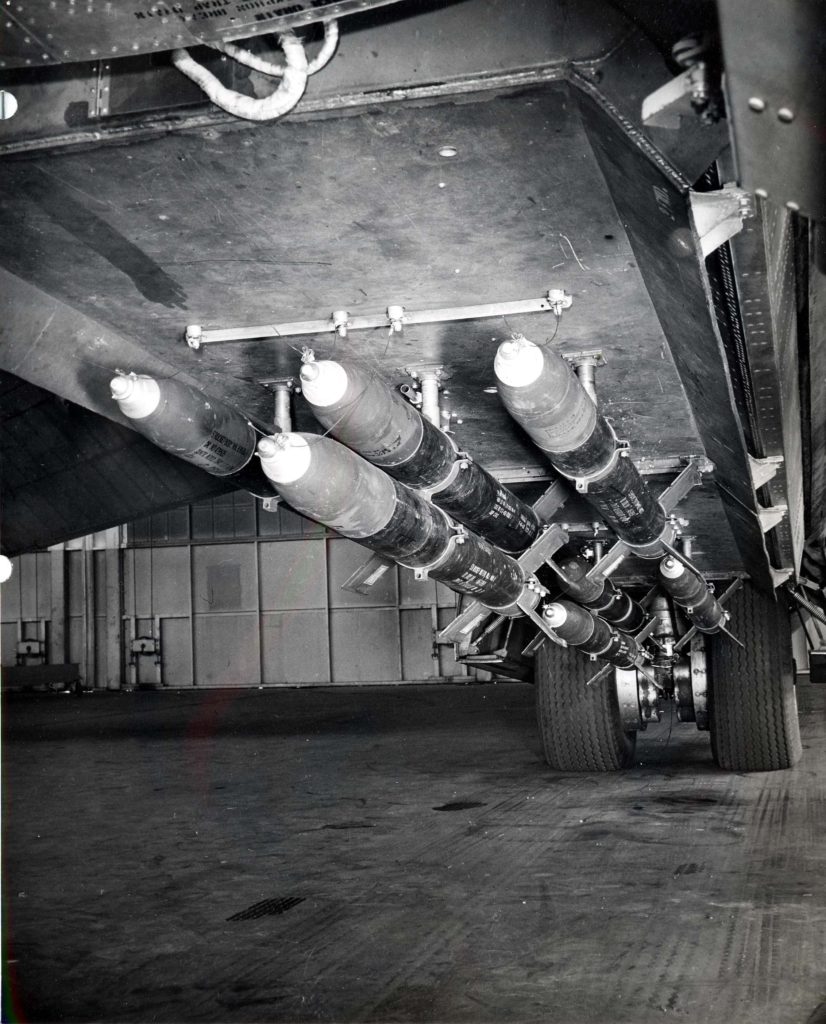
[0,0,407,69]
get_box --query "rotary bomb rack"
[182,289,573,348]
[438,455,715,651]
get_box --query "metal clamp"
[407,521,468,582]
[387,305,405,334]
[414,447,472,503]
[615,667,644,730]
[562,421,623,494]
[331,310,350,338]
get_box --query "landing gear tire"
[708,581,802,772]
[535,640,636,771]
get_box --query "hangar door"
[121,490,466,687]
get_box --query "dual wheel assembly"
[535,581,802,773]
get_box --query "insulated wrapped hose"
[172,21,338,122]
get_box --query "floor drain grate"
[228,896,305,922]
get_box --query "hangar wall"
[1,490,470,688]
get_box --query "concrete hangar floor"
[3,680,825,1024]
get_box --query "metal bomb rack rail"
[182,289,574,348]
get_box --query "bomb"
[552,553,647,633]
[543,600,640,668]
[110,372,276,496]
[494,336,667,553]
[257,432,529,610]
[299,357,542,554]
[658,556,726,633]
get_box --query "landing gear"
[707,581,802,771]
[533,580,802,774]
[534,640,636,771]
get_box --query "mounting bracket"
[183,288,573,348]
[688,185,754,259]
[757,504,788,534]
[748,454,784,490]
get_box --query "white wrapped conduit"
[171,21,339,123]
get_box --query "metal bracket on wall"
[689,185,755,259]
[641,67,705,130]
[129,634,162,666]
[770,567,794,588]
[758,504,788,534]
[341,554,394,596]
[748,453,784,490]
[183,289,573,348]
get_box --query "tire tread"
[709,583,802,772]
[535,642,635,772]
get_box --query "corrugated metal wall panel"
[400,608,438,680]
[257,506,325,539]
[398,569,438,608]
[19,554,39,621]
[95,615,107,685]
[160,617,192,687]
[66,551,84,618]
[1,622,17,666]
[192,545,257,614]
[327,539,398,609]
[2,564,21,620]
[193,613,259,687]
[150,547,190,618]
[1,490,478,688]
[262,610,330,684]
[68,616,84,675]
[329,608,402,683]
[259,540,327,611]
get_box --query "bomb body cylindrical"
[555,554,647,633]
[110,372,276,496]
[257,432,525,609]
[494,336,667,551]
[543,600,639,668]
[299,358,541,554]
[658,557,726,633]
